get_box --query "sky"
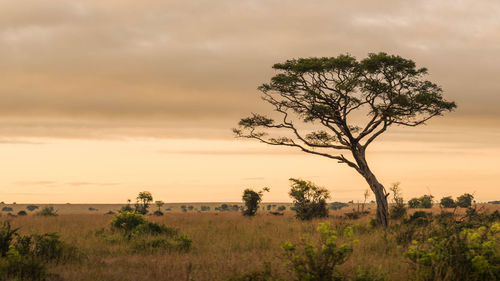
[0,0,499,203]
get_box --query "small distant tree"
[456,193,474,208]
[289,178,330,220]
[135,191,153,214]
[439,196,456,208]
[242,187,270,216]
[155,200,164,212]
[389,182,407,220]
[408,198,420,209]
[120,199,134,213]
[154,200,164,216]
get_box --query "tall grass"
[2,204,499,281]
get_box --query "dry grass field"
[2,203,500,281]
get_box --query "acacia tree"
[233,53,456,226]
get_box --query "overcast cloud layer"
[1,0,500,139]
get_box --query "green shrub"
[281,223,356,281]
[288,178,330,221]
[111,212,147,233]
[405,223,500,281]
[457,193,474,208]
[1,207,13,212]
[440,196,457,208]
[26,205,39,212]
[408,195,434,209]
[0,221,18,256]
[389,182,407,220]
[36,207,58,217]
[17,211,27,216]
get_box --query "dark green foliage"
[153,210,163,216]
[281,223,356,281]
[181,205,188,212]
[389,183,407,220]
[277,205,286,211]
[440,196,457,208]
[107,211,190,253]
[329,202,349,210]
[405,222,500,281]
[406,211,433,226]
[17,211,27,216]
[288,178,330,220]
[2,207,13,212]
[111,212,147,233]
[201,205,210,211]
[0,221,18,256]
[242,188,269,216]
[0,222,79,281]
[188,205,194,211]
[489,201,500,205]
[26,205,39,212]
[35,207,58,217]
[456,193,474,208]
[88,207,98,211]
[134,191,153,215]
[408,195,434,209]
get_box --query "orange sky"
[0,0,499,203]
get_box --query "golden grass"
[3,204,500,281]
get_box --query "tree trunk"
[352,150,389,227]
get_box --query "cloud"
[0,0,499,139]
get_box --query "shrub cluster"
[108,212,191,253]
[408,195,434,209]
[440,193,475,209]
[0,221,79,280]
[289,178,329,220]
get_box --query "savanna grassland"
[2,203,500,281]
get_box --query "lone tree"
[233,53,456,226]
[242,187,269,216]
[135,191,153,214]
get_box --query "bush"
[408,195,434,209]
[111,212,147,233]
[281,223,356,280]
[329,202,349,210]
[17,211,27,216]
[201,205,210,211]
[88,207,98,211]
[277,205,286,211]
[1,207,13,212]
[0,222,78,281]
[153,210,163,216]
[405,223,500,281]
[26,205,39,212]
[242,188,269,216]
[288,178,330,220]
[440,196,457,208]
[389,182,407,220]
[36,207,58,217]
[457,193,474,208]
